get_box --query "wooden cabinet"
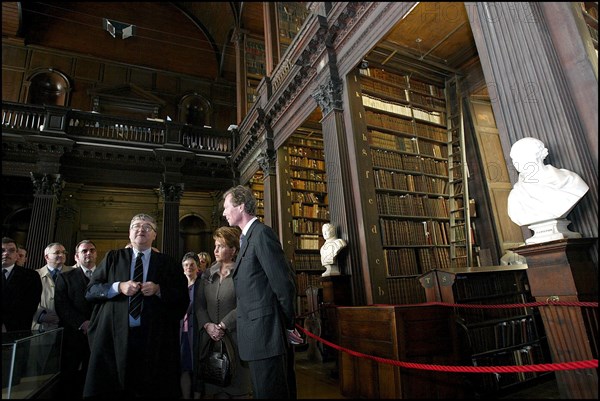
[419,266,552,396]
[337,305,464,399]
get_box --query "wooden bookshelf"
[279,130,329,316]
[276,2,310,55]
[244,35,265,112]
[249,170,264,222]
[357,66,476,304]
[419,266,552,397]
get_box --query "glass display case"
[2,328,63,399]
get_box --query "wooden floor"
[294,349,562,399]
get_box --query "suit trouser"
[248,354,289,399]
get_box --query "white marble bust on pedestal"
[507,137,589,244]
[320,223,347,277]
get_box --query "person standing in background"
[55,239,97,398]
[84,213,189,398]
[16,244,28,268]
[180,252,201,399]
[2,237,42,332]
[197,251,212,274]
[222,185,303,399]
[196,225,252,399]
[32,242,73,332]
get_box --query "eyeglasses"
[130,223,156,232]
[49,251,67,256]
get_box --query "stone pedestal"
[515,238,598,399]
[526,218,582,244]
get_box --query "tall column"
[467,2,598,255]
[26,173,63,269]
[312,76,362,305]
[159,182,184,260]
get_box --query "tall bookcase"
[279,130,329,316]
[249,170,264,222]
[357,65,480,304]
[244,35,266,112]
[276,2,310,55]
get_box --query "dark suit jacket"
[83,248,189,398]
[55,267,93,375]
[2,265,43,332]
[232,220,297,361]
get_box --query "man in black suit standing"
[222,185,303,399]
[2,236,42,332]
[55,239,97,398]
[84,213,189,398]
[2,237,43,387]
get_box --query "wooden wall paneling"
[101,64,128,86]
[74,58,102,81]
[129,68,154,89]
[155,74,180,93]
[1,69,24,102]
[28,50,74,75]
[2,45,27,68]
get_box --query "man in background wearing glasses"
[84,213,189,398]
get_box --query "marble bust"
[507,137,589,243]
[320,223,347,277]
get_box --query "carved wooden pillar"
[313,76,363,305]
[516,238,598,399]
[26,173,63,269]
[258,149,278,230]
[159,182,184,260]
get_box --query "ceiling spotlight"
[360,59,369,69]
[103,18,136,39]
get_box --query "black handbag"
[200,339,232,387]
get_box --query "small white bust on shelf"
[320,223,347,277]
[507,137,589,243]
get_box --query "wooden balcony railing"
[2,101,235,155]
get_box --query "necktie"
[129,253,144,319]
[240,233,246,249]
[2,268,7,288]
[51,269,59,282]
[85,269,93,279]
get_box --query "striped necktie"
[129,253,144,319]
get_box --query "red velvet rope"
[295,300,599,374]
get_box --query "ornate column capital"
[159,182,184,202]
[30,172,64,197]
[312,77,344,116]
[257,149,277,177]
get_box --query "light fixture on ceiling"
[103,18,136,39]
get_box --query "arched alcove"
[179,214,213,258]
[26,68,71,106]
[178,93,212,127]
